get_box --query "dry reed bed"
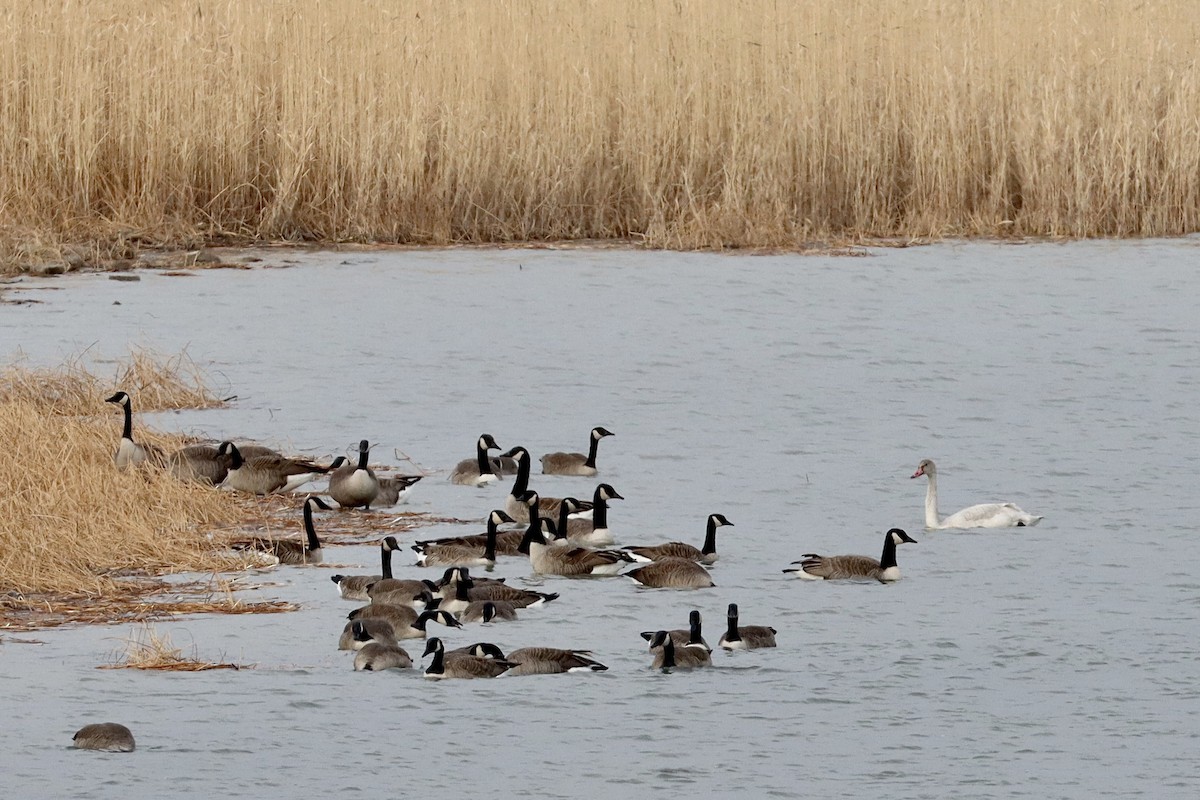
[2,0,1198,270]
[100,625,249,671]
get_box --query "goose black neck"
[484,517,498,562]
[702,517,719,555]
[584,434,600,468]
[476,441,494,476]
[880,534,900,570]
[592,488,609,528]
[725,613,741,642]
[556,502,572,536]
[414,611,435,631]
[455,580,471,601]
[661,638,677,669]
[428,643,445,673]
[381,541,394,579]
[356,443,370,471]
[303,502,322,552]
[689,619,704,646]
[511,452,531,495]
[120,401,133,440]
[227,444,243,470]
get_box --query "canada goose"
[449,434,504,486]
[717,603,777,650]
[540,426,614,476]
[626,557,715,589]
[327,440,380,509]
[412,523,527,558]
[376,474,422,505]
[236,496,330,564]
[422,637,514,679]
[554,484,623,547]
[518,511,634,576]
[337,617,397,650]
[505,647,608,674]
[623,513,732,565]
[648,630,712,671]
[783,527,917,582]
[222,443,328,495]
[911,459,1044,529]
[72,722,135,752]
[413,510,513,567]
[438,566,559,608]
[165,441,228,484]
[503,448,594,523]
[330,536,402,601]
[435,576,476,617]
[104,391,165,469]
[348,621,412,670]
[640,609,710,651]
[349,606,461,639]
[365,581,437,609]
[461,600,519,623]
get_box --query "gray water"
[2,241,1198,799]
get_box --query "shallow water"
[2,240,1199,799]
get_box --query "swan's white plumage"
[912,459,1043,530]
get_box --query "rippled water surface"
[3,241,1199,799]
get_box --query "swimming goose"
[540,426,614,476]
[350,622,412,670]
[504,647,609,675]
[717,603,777,650]
[518,513,634,576]
[167,440,233,485]
[237,496,330,564]
[623,513,732,565]
[640,609,710,651]
[104,391,165,469]
[554,484,623,547]
[422,637,514,679]
[221,443,328,495]
[625,557,715,589]
[413,510,513,567]
[504,448,594,523]
[438,566,560,608]
[330,536,403,601]
[328,440,380,509]
[72,722,135,752]
[911,459,1043,529]
[784,528,917,582]
[648,630,711,671]
[412,524,527,558]
[449,434,504,486]
[366,580,438,609]
[337,617,397,650]
[349,606,461,639]
[461,600,519,623]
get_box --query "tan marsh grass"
[100,626,248,671]
[2,0,1199,267]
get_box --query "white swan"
[911,459,1043,529]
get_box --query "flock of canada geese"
[91,390,1045,699]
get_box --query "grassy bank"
[2,1,1198,269]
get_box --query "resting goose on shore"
[236,495,330,564]
[648,630,712,671]
[449,434,504,486]
[221,443,328,495]
[625,557,715,589]
[518,511,634,577]
[330,536,403,601]
[784,527,917,582]
[623,513,732,565]
[503,448,593,523]
[540,426,614,476]
[422,637,514,679]
[640,609,710,651]
[717,603,777,650]
[167,440,233,485]
[911,458,1043,529]
[104,391,165,469]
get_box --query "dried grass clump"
[2,0,1199,266]
[101,626,248,671]
[0,348,222,415]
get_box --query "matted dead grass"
[100,625,250,671]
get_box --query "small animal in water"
[72,722,135,752]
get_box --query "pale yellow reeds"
[0,348,222,415]
[101,625,248,671]
[1,0,1198,267]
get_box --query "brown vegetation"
[2,1,1197,272]
[100,625,250,671]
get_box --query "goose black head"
[305,496,333,511]
[711,513,734,527]
[649,630,671,649]
[328,456,349,469]
[479,434,500,451]
[888,528,917,545]
[592,426,615,439]
[596,484,623,501]
[104,391,129,405]
[422,637,444,658]
[382,535,401,551]
[489,509,514,526]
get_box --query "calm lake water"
[2,241,1199,799]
